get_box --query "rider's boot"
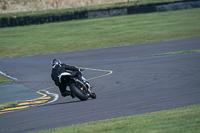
[62,90,71,97]
[62,90,75,98]
[70,93,76,98]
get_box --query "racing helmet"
[51,59,61,66]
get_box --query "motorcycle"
[58,69,96,101]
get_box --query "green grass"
[0,8,200,58]
[32,104,200,133]
[0,74,12,83]
[0,101,21,110]
[131,49,200,58]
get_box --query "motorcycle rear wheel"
[69,83,88,101]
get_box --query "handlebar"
[79,69,84,71]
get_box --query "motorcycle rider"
[51,59,83,98]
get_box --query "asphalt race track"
[0,37,200,133]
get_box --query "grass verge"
[0,8,200,58]
[0,101,22,110]
[0,74,12,83]
[131,49,200,58]
[32,104,200,133]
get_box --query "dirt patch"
[0,0,128,13]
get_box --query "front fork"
[82,76,93,95]
[85,82,93,95]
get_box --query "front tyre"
[69,83,88,101]
[90,93,96,99]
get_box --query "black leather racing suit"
[51,63,82,97]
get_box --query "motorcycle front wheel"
[90,93,96,99]
[69,83,88,101]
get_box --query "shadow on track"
[38,98,94,107]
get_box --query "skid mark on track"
[0,67,112,114]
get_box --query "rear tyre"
[69,83,88,101]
